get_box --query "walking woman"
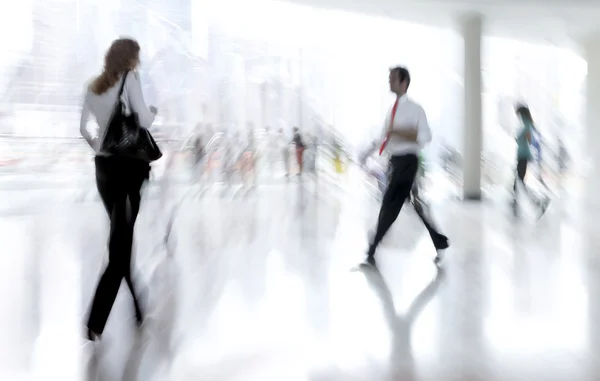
[80,38,157,341]
[512,105,549,217]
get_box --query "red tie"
[379,98,399,155]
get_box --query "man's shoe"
[433,251,444,266]
[435,239,449,251]
[434,238,449,265]
[366,255,376,266]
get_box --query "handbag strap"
[116,70,129,104]
[109,71,129,114]
[100,71,130,148]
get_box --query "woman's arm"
[79,91,96,150]
[125,71,156,129]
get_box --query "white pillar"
[461,13,484,200]
[583,35,600,206]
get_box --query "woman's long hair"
[91,38,140,95]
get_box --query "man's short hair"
[390,66,411,89]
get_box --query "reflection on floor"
[0,180,598,380]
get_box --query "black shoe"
[366,255,376,266]
[87,328,101,342]
[434,239,449,265]
[435,238,449,251]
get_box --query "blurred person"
[243,129,257,186]
[261,126,273,176]
[292,127,305,175]
[306,134,318,176]
[366,67,449,265]
[80,38,158,341]
[512,105,550,217]
[279,127,291,177]
[204,124,218,181]
[531,125,547,187]
[193,133,206,182]
[557,138,570,177]
[222,132,239,187]
[332,138,344,174]
[301,133,316,176]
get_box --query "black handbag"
[100,71,162,162]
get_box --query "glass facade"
[0,0,588,166]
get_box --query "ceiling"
[281,0,600,52]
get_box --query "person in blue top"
[513,105,549,216]
[556,138,570,176]
[531,127,540,162]
[530,126,547,186]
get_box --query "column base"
[461,193,483,201]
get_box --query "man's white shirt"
[381,94,432,156]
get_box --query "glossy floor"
[0,179,597,380]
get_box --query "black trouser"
[513,158,528,192]
[410,188,448,249]
[87,156,150,335]
[369,154,448,255]
[513,158,536,204]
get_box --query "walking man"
[366,66,449,265]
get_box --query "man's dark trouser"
[410,191,448,250]
[368,154,448,256]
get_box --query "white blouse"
[80,71,155,154]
